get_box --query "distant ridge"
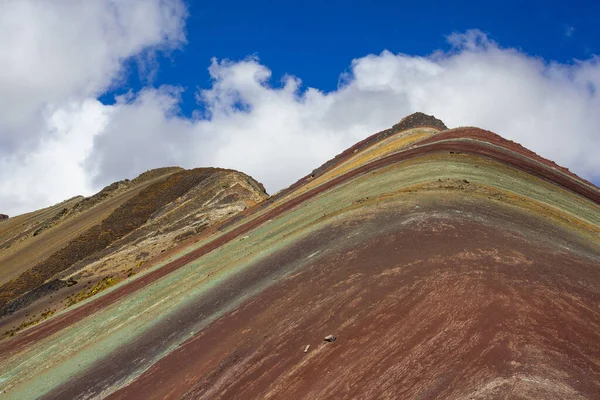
[0,167,267,320]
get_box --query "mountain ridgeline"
[0,113,599,399]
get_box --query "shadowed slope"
[0,113,599,399]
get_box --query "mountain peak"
[392,112,448,132]
[2,117,600,399]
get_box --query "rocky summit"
[0,113,599,399]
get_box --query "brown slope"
[107,194,600,400]
[0,167,267,319]
[1,123,598,356]
[2,114,599,399]
[418,127,598,191]
[0,168,181,286]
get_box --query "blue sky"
[102,0,600,116]
[1,0,599,215]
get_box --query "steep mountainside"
[0,113,599,399]
[0,167,267,335]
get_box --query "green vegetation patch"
[65,276,121,308]
[3,308,56,339]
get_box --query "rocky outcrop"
[391,111,448,132]
[0,214,8,220]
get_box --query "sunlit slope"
[0,169,181,285]
[0,167,267,336]
[0,114,599,399]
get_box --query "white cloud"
[0,100,109,213]
[87,30,600,198]
[2,21,600,216]
[0,0,187,215]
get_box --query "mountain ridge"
[0,113,599,399]
[0,167,267,327]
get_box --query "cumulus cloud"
[88,30,600,196]
[0,100,109,213]
[2,21,600,216]
[0,0,187,215]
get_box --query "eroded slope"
[0,113,599,399]
[0,167,267,336]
